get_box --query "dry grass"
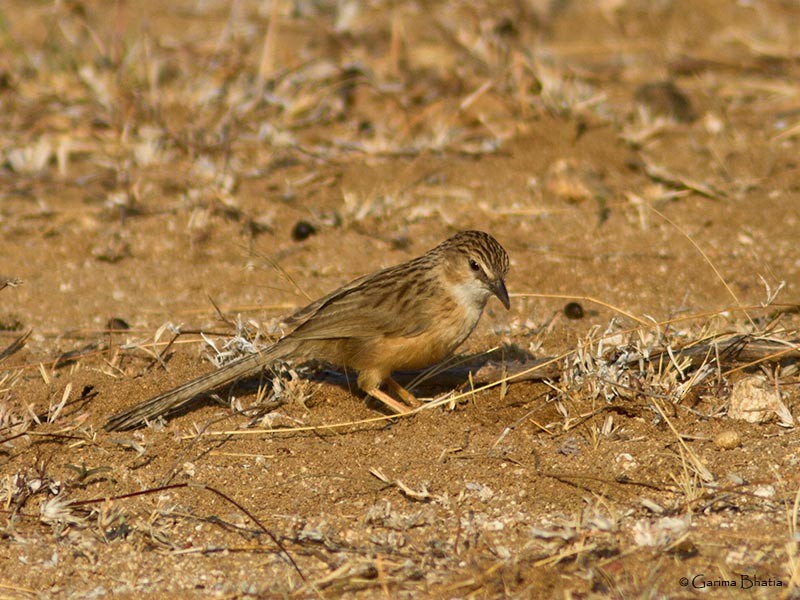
[2,0,800,597]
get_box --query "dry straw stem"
[651,398,714,483]
[403,345,518,390]
[0,329,31,363]
[0,582,36,596]
[648,203,754,327]
[788,484,800,590]
[0,276,23,291]
[723,339,800,376]
[512,292,650,326]
[249,247,314,303]
[772,120,800,141]
[152,303,298,315]
[70,481,306,583]
[369,467,434,502]
[639,156,726,200]
[498,199,645,218]
[179,352,566,440]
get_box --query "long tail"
[104,339,298,431]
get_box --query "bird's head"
[438,230,510,310]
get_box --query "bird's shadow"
[155,343,536,422]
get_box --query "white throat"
[450,280,491,328]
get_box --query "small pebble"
[714,430,740,450]
[564,302,584,319]
[634,81,695,122]
[291,220,316,242]
[728,376,782,423]
[106,317,130,331]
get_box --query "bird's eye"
[468,258,481,272]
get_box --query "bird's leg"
[384,376,421,407]
[358,369,419,414]
[367,388,412,415]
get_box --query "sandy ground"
[1,1,800,597]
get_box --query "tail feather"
[104,340,295,431]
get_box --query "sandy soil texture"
[1,1,800,597]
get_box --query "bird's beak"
[493,279,510,310]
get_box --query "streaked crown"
[435,230,509,275]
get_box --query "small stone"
[106,317,130,331]
[713,430,740,450]
[564,302,584,319]
[753,484,775,499]
[291,220,316,241]
[728,376,783,423]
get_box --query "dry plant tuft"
[0,369,30,436]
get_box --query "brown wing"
[283,259,437,341]
[282,271,374,330]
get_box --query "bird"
[104,230,510,431]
